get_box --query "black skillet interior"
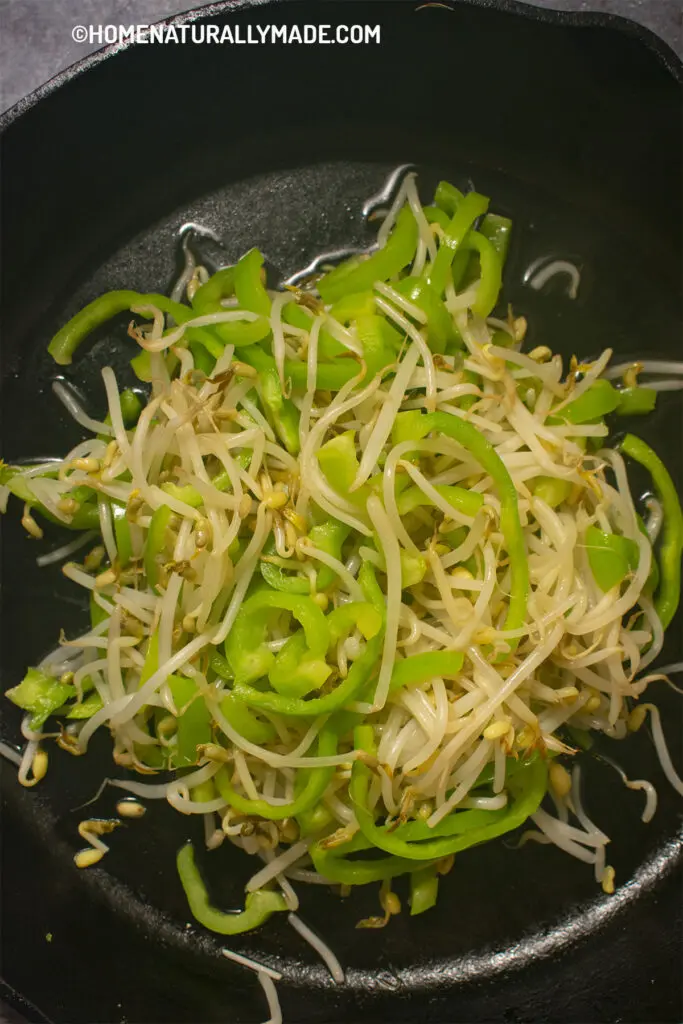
[1,2,682,1022]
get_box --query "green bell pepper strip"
[308,520,352,591]
[237,347,300,455]
[585,525,640,592]
[317,206,419,304]
[176,842,288,935]
[359,560,384,612]
[552,379,621,425]
[282,303,346,360]
[111,500,132,566]
[326,602,383,645]
[215,723,337,820]
[616,387,657,416]
[394,277,460,354]
[6,668,75,730]
[479,213,513,265]
[423,205,451,230]
[397,482,484,519]
[350,725,547,860]
[260,561,310,594]
[296,803,334,837]
[310,829,431,885]
[462,231,503,317]
[63,690,103,719]
[144,504,174,592]
[329,290,377,324]
[317,431,371,508]
[426,192,490,297]
[233,248,271,317]
[47,290,224,365]
[225,590,330,687]
[230,630,383,718]
[434,180,464,216]
[389,651,464,693]
[191,266,235,311]
[90,592,109,627]
[532,476,572,508]
[410,866,439,916]
[0,465,100,531]
[620,434,683,629]
[268,630,333,698]
[354,314,402,377]
[219,693,277,744]
[189,340,216,376]
[168,675,212,768]
[259,536,310,593]
[410,411,528,643]
[280,357,358,391]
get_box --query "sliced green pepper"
[233,248,271,317]
[585,525,640,592]
[317,206,419,304]
[6,668,74,730]
[620,434,683,629]
[397,483,484,519]
[308,519,352,590]
[427,191,490,297]
[216,723,337,820]
[176,842,288,935]
[350,725,547,860]
[168,675,212,768]
[616,387,657,417]
[144,504,174,592]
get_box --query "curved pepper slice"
[225,590,330,687]
[349,725,547,860]
[176,843,288,934]
[620,433,683,629]
[585,525,640,592]
[144,504,174,592]
[215,723,337,820]
[317,206,419,304]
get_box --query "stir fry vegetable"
[2,172,681,968]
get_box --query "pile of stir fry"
[2,174,682,947]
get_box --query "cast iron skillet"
[1,2,682,1021]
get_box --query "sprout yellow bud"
[585,695,601,713]
[194,519,212,549]
[74,848,104,869]
[57,498,80,515]
[31,749,48,782]
[529,345,552,363]
[182,614,196,634]
[483,719,511,741]
[115,799,146,818]
[264,491,288,510]
[513,316,528,342]
[601,865,616,895]
[556,686,579,702]
[313,592,329,611]
[549,762,572,798]
[94,568,117,588]
[71,457,100,473]
[628,705,647,732]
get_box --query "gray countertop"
[0,0,681,113]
